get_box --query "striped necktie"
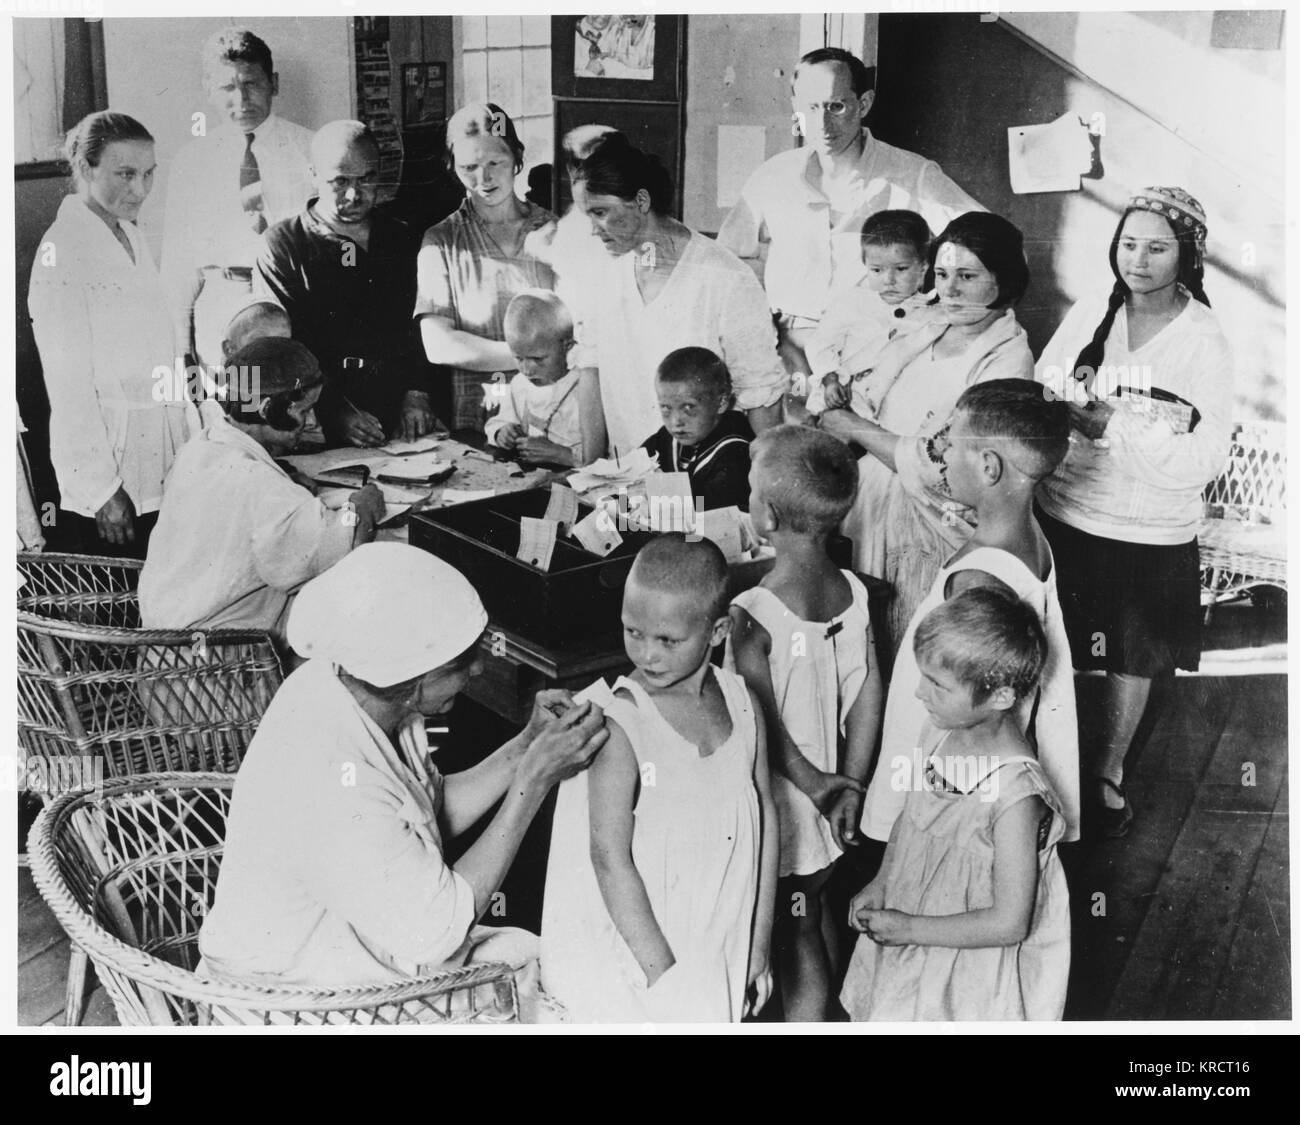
[240,132,267,234]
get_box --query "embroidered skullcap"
[287,543,488,687]
[1127,186,1208,253]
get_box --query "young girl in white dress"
[541,535,779,1023]
[726,425,882,1021]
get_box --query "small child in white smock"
[804,210,935,417]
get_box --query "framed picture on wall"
[401,63,447,129]
[550,15,684,102]
[553,99,685,219]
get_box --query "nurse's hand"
[518,700,608,790]
[95,487,137,546]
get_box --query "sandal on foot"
[1092,777,1134,839]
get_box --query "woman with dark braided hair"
[1033,187,1233,838]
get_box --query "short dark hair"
[64,111,153,183]
[218,337,321,431]
[861,209,931,260]
[931,211,1031,309]
[656,347,731,400]
[751,424,859,535]
[629,533,731,623]
[569,131,675,215]
[953,379,1069,482]
[204,28,274,82]
[445,102,525,174]
[795,47,876,96]
[914,587,1046,704]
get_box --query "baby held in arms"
[804,209,935,419]
[541,534,779,1022]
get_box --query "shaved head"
[311,119,379,170]
[628,534,730,623]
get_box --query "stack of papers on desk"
[567,448,658,496]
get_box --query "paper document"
[696,505,746,563]
[544,483,580,534]
[440,488,496,506]
[517,516,559,571]
[570,508,623,557]
[644,471,697,533]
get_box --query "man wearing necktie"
[161,28,313,371]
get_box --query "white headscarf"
[287,543,488,687]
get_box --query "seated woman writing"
[140,337,384,649]
[197,543,608,1021]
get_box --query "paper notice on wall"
[1008,113,1093,194]
[717,125,768,208]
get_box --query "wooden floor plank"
[1063,778,1195,1019]
[1107,807,1270,1019]
[18,869,69,966]
[1211,804,1291,1021]
[18,943,73,1026]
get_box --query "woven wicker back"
[29,775,521,1025]
[1203,422,1287,521]
[17,552,143,630]
[16,553,283,780]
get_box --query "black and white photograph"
[5,1,1292,1060]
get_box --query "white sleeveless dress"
[725,572,874,877]
[540,667,761,1022]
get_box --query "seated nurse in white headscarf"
[198,543,607,1016]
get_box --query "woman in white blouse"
[566,133,787,457]
[29,111,196,556]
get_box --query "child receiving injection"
[840,587,1071,1021]
[540,535,779,1022]
[804,210,934,418]
[726,425,883,1021]
[485,289,585,467]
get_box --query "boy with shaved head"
[542,534,779,1022]
[256,120,445,447]
[485,289,585,466]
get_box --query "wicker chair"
[17,552,284,1022]
[27,774,520,1025]
[1199,422,1287,623]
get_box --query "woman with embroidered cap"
[1033,187,1232,838]
[823,211,1035,657]
[198,543,607,1017]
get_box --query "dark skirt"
[1036,505,1202,677]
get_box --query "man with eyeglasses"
[717,47,982,384]
[161,28,315,373]
[255,121,443,448]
